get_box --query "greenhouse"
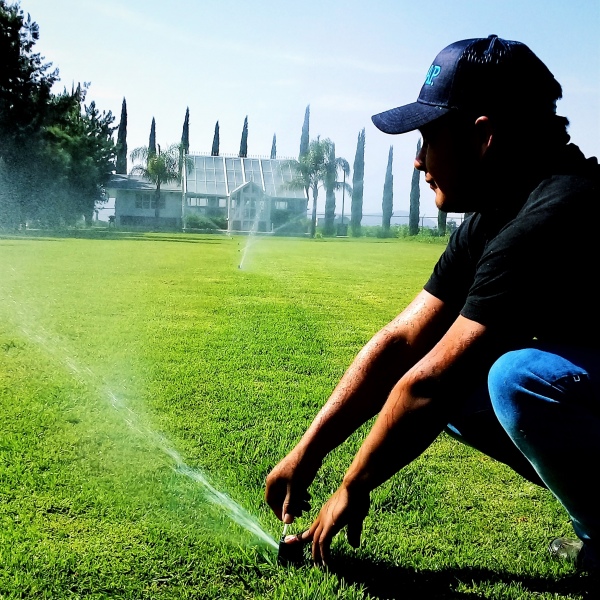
[107,155,307,232]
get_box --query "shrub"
[184,214,227,230]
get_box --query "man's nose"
[414,142,427,171]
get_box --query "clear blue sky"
[24,0,600,217]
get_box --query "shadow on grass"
[324,556,597,599]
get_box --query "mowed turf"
[0,232,590,599]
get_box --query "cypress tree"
[211,121,220,156]
[299,104,309,159]
[270,133,276,159]
[149,117,156,157]
[115,97,127,174]
[409,138,421,235]
[239,115,248,158]
[180,107,189,155]
[350,128,365,237]
[438,210,447,235]
[381,145,393,234]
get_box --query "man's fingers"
[265,476,286,520]
[311,522,323,564]
[316,523,333,565]
[309,519,335,566]
[346,516,364,548]
[284,529,312,545]
[282,490,311,522]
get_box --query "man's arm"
[265,289,455,523]
[303,314,498,563]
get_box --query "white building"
[106,154,307,232]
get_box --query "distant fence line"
[95,204,466,229]
[328,213,466,229]
[374,214,465,228]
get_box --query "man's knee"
[488,346,591,436]
[487,348,549,436]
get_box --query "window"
[275,201,287,210]
[219,198,226,208]
[135,193,158,209]
[188,197,207,207]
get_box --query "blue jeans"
[446,344,600,562]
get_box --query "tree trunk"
[324,185,335,236]
[310,184,318,238]
[438,210,447,235]
[155,183,161,228]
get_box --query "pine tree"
[270,133,276,159]
[180,107,189,155]
[0,3,116,227]
[409,138,421,235]
[438,210,447,235]
[211,121,219,156]
[149,117,156,157]
[381,145,393,235]
[350,128,365,237]
[299,104,309,159]
[115,98,127,174]
[239,115,248,158]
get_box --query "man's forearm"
[342,314,493,494]
[290,291,449,466]
[342,386,447,493]
[293,330,411,461]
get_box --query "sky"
[22,0,600,219]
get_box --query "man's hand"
[265,450,320,523]
[298,483,370,565]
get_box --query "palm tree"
[288,137,338,238]
[323,143,351,236]
[130,143,192,226]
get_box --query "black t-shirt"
[424,144,600,347]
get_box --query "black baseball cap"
[372,35,560,135]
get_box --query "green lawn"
[0,232,591,599]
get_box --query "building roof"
[107,156,307,200]
[106,174,182,192]
[185,155,306,199]
[229,180,264,196]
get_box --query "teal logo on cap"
[425,65,441,85]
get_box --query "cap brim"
[371,102,450,134]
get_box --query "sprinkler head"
[277,534,305,566]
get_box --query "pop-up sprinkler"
[277,523,305,566]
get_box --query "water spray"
[7,307,279,552]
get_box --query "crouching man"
[266,35,600,572]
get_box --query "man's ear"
[474,116,493,158]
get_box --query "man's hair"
[457,36,570,147]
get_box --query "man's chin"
[435,198,458,213]
[435,196,475,214]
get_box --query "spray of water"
[238,212,308,270]
[238,209,263,270]
[11,304,277,550]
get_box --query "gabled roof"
[229,180,264,196]
[106,174,182,192]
